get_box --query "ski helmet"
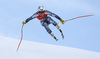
[38,6,45,11]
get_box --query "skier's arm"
[22,13,37,25]
[46,10,62,21]
[25,13,37,23]
[46,10,65,24]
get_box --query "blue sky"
[0,0,100,52]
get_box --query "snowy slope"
[0,36,100,59]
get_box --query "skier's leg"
[46,17,64,39]
[53,21,61,30]
[46,16,61,30]
[53,21,64,39]
[41,21,58,41]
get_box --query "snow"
[0,36,100,59]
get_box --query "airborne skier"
[22,6,65,41]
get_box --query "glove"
[22,21,26,25]
[61,19,65,24]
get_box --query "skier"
[22,6,65,41]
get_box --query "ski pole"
[16,25,24,52]
[65,14,94,22]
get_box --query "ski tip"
[92,14,94,16]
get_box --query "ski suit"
[25,10,62,34]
